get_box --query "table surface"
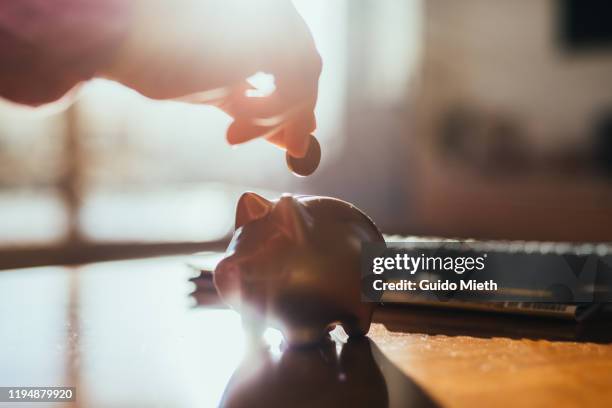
[1,256,611,408]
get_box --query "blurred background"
[1,0,612,269]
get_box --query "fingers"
[226,91,286,120]
[222,82,317,155]
[212,64,319,156]
[221,82,316,125]
[213,1,322,155]
[284,111,316,157]
[226,120,277,145]
[265,129,286,149]
[226,107,315,158]
[218,39,320,141]
[190,82,308,150]
[263,111,314,157]
[225,69,319,121]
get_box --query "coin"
[286,134,321,177]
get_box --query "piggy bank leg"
[342,315,372,338]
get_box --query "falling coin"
[286,134,321,177]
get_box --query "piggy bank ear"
[272,195,313,243]
[236,192,273,229]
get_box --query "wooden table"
[1,257,611,407]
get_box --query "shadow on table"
[375,305,612,344]
[219,336,438,408]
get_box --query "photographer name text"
[372,279,498,292]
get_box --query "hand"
[102,0,322,157]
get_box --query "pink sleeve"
[0,0,131,105]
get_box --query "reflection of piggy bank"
[220,337,388,408]
[214,192,384,346]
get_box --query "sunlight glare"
[246,72,276,98]
[263,327,285,355]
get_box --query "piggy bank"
[214,192,384,346]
